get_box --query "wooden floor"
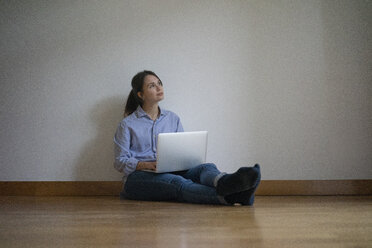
[0,196,371,248]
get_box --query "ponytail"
[124,90,139,117]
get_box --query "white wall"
[1,0,371,181]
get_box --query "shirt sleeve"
[113,121,139,176]
[176,116,184,132]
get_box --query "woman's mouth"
[157,92,164,96]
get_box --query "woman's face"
[138,75,164,104]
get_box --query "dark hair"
[124,70,162,117]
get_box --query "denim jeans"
[122,163,228,205]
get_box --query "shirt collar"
[135,105,166,119]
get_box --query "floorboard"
[0,196,371,247]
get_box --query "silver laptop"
[146,131,208,173]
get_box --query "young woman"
[114,70,261,205]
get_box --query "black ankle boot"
[225,165,261,205]
[216,164,260,196]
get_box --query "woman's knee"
[124,172,189,200]
[201,163,217,170]
[124,171,154,196]
[126,170,150,181]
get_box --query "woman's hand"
[136,161,157,171]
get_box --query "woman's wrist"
[136,161,143,170]
[135,161,156,171]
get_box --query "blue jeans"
[122,163,228,205]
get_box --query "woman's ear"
[137,91,143,100]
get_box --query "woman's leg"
[180,163,262,205]
[181,163,225,187]
[123,171,227,205]
[181,163,261,196]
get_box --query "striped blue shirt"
[114,105,184,177]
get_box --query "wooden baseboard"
[257,180,372,196]
[0,181,123,196]
[0,180,371,196]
